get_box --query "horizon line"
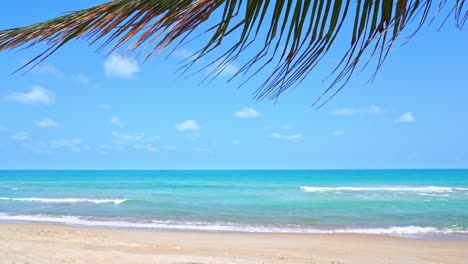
[0,168,467,171]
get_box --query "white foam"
[0,197,126,205]
[300,186,468,193]
[417,193,450,197]
[0,213,466,235]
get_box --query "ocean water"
[1,170,467,239]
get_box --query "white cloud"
[281,124,294,130]
[210,62,239,78]
[176,120,200,131]
[48,138,90,152]
[99,104,112,110]
[147,145,157,152]
[134,143,158,152]
[146,136,161,142]
[14,136,91,153]
[71,74,89,84]
[175,48,195,60]
[167,146,177,151]
[218,63,239,77]
[12,131,30,141]
[186,133,200,140]
[332,108,354,116]
[111,131,160,152]
[369,105,381,113]
[332,130,345,136]
[112,131,144,144]
[332,105,382,116]
[9,86,56,105]
[30,64,64,78]
[104,54,140,79]
[36,117,59,128]
[394,112,415,124]
[234,107,260,118]
[26,138,90,153]
[82,144,92,151]
[109,116,125,126]
[269,132,303,142]
[233,140,240,144]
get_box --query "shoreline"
[1,223,467,264]
[2,212,467,240]
[1,217,467,241]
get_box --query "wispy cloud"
[71,74,89,84]
[332,130,345,136]
[194,147,210,152]
[8,86,55,105]
[209,62,239,78]
[36,118,59,128]
[47,138,91,152]
[281,124,294,130]
[174,48,195,60]
[98,145,112,155]
[332,105,382,116]
[269,132,303,142]
[99,104,112,110]
[186,133,200,140]
[11,131,30,141]
[167,146,177,151]
[232,139,240,144]
[111,131,159,152]
[394,112,415,123]
[134,143,158,152]
[112,131,142,144]
[234,107,260,118]
[109,116,125,127]
[332,108,354,116]
[17,137,91,153]
[104,54,140,79]
[176,120,200,131]
[30,64,64,78]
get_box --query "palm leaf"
[0,0,466,107]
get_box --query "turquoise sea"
[1,170,467,239]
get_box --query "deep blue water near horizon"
[1,169,467,239]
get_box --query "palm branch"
[0,0,466,107]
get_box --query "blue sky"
[0,1,467,169]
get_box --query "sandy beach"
[0,223,467,264]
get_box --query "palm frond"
[0,0,466,106]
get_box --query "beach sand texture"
[1,223,467,264]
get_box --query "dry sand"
[0,223,467,264]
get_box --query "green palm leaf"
[0,0,466,106]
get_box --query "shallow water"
[1,170,467,239]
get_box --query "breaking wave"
[300,186,468,193]
[0,213,466,235]
[0,197,126,205]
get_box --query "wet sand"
[0,223,467,264]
